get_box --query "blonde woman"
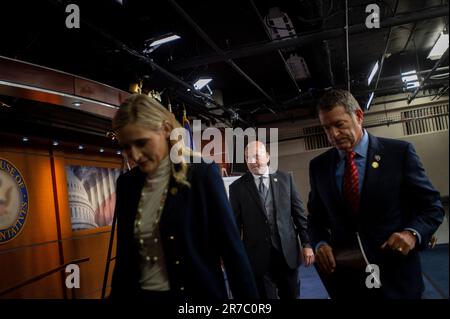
[110,94,258,300]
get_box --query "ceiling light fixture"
[99,148,105,153]
[401,70,418,82]
[406,81,420,89]
[143,33,181,55]
[116,150,122,155]
[72,101,82,107]
[401,70,420,90]
[366,92,375,110]
[78,145,84,150]
[53,141,59,146]
[148,34,180,47]
[22,137,29,142]
[427,32,449,60]
[193,78,212,90]
[367,61,379,86]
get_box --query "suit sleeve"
[402,143,444,250]
[110,174,125,300]
[229,182,242,237]
[203,163,259,298]
[307,160,332,248]
[289,173,311,247]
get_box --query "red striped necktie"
[343,151,360,215]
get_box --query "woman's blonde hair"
[112,94,192,186]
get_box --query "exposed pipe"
[172,5,449,70]
[400,22,418,53]
[167,0,278,108]
[432,85,449,101]
[46,0,253,127]
[408,48,449,104]
[249,0,302,94]
[372,0,400,96]
[324,40,336,87]
[345,0,350,91]
[374,66,449,82]
[370,92,446,106]
[276,112,449,140]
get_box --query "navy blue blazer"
[111,161,259,300]
[308,134,444,298]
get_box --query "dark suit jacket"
[308,134,444,298]
[111,161,259,300]
[229,170,310,276]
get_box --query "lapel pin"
[374,155,381,161]
[273,178,278,182]
[371,162,379,169]
[170,187,178,196]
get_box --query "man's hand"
[381,231,417,256]
[302,247,315,267]
[315,244,336,275]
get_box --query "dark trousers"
[255,247,299,299]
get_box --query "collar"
[145,156,171,184]
[250,166,270,180]
[338,129,369,160]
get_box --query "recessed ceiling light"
[78,145,84,150]
[116,150,122,155]
[53,141,59,146]
[72,101,82,107]
[99,148,105,153]
[22,137,29,142]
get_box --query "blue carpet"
[421,244,449,299]
[299,265,329,299]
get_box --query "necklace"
[134,185,169,264]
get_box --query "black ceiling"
[0,0,448,132]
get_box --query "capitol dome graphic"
[66,168,98,230]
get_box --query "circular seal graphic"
[0,158,29,244]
